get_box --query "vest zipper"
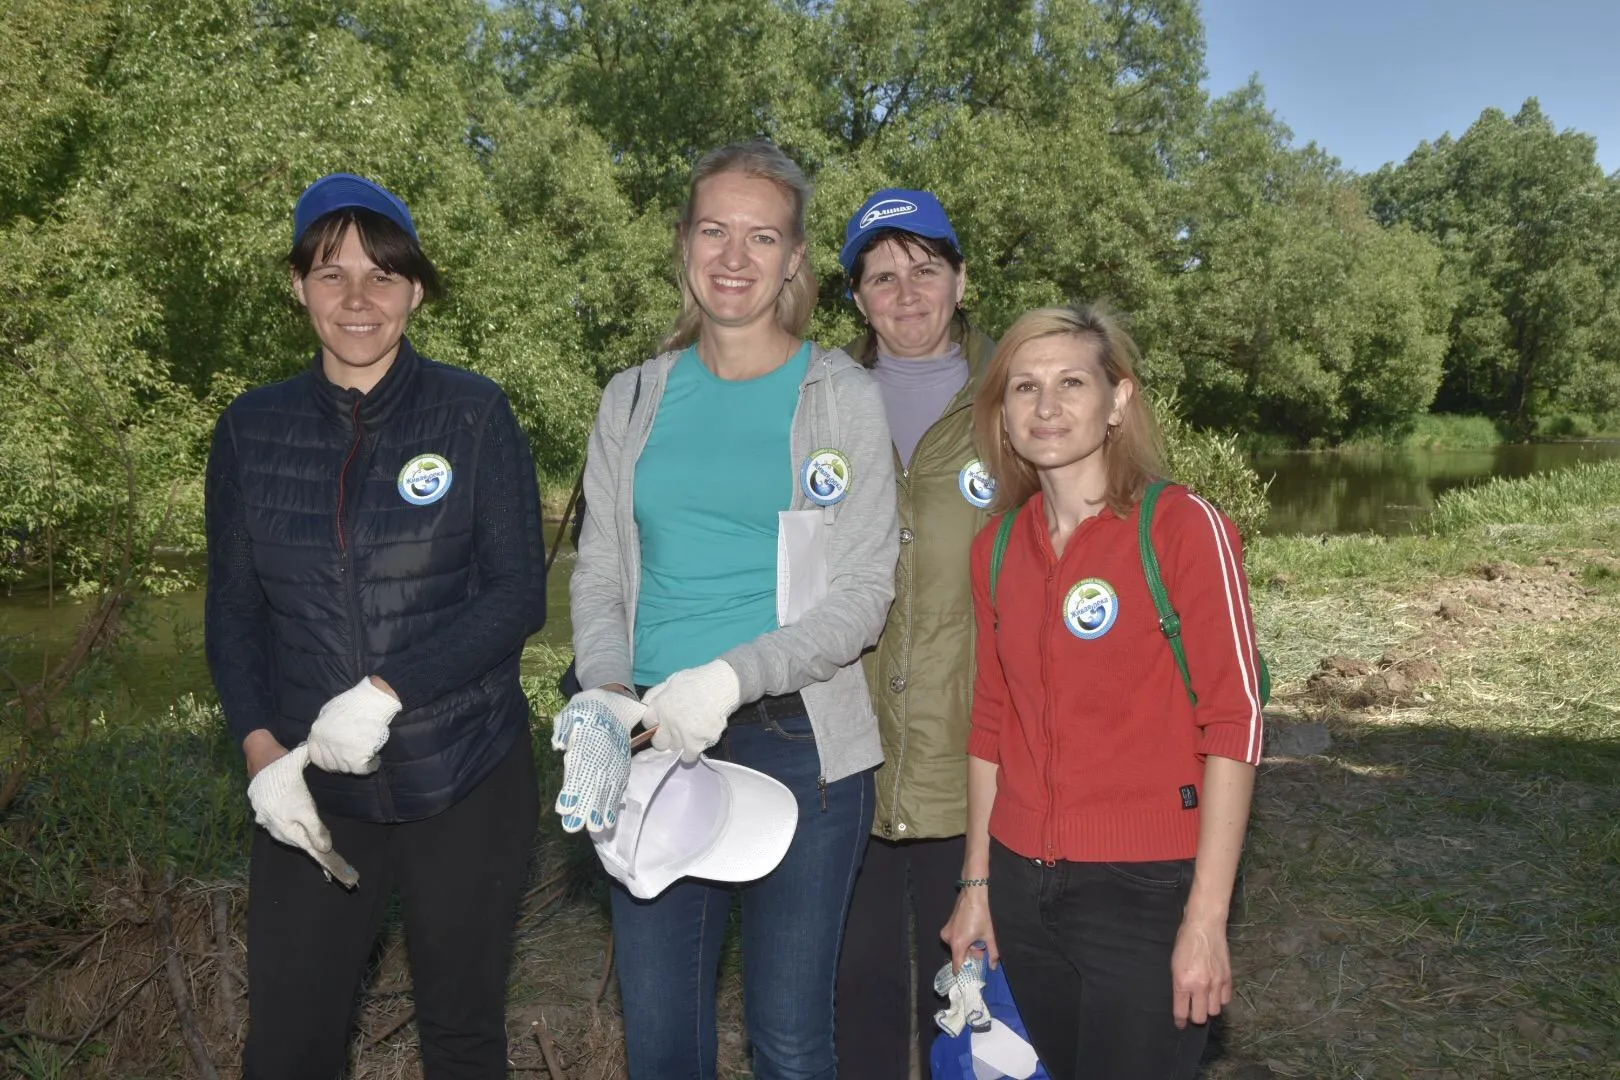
[336,398,363,553]
[335,398,396,821]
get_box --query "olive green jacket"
[853,325,996,840]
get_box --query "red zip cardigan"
[967,484,1263,863]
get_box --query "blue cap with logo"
[839,188,961,274]
[293,173,418,245]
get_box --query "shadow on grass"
[1217,712,1620,1077]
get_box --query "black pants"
[988,840,1207,1080]
[835,835,965,1079]
[244,737,539,1079]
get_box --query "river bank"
[4,464,1620,1076]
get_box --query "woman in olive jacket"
[834,188,997,1078]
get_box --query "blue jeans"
[610,700,875,1080]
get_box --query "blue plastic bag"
[929,961,1052,1080]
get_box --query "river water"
[1251,440,1620,536]
[7,441,1620,706]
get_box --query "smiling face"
[852,236,965,358]
[1002,333,1134,482]
[293,224,423,391]
[681,171,805,334]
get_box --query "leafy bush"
[1,694,245,927]
[1157,398,1271,540]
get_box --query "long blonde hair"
[972,305,1166,517]
[662,140,817,351]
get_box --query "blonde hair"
[972,305,1166,517]
[662,140,817,351]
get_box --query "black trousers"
[835,835,965,1079]
[244,737,539,1079]
[988,840,1207,1080]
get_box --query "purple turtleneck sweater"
[869,343,969,468]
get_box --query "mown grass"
[1222,460,1620,1077]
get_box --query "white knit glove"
[643,660,741,763]
[551,688,647,751]
[553,691,646,833]
[306,678,401,775]
[247,745,358,886]
[933,954,992,1037]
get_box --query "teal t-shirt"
[633,343,810,685]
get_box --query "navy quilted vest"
[224,341,529,821]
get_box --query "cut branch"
[155,878,219,1080]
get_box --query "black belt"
[630,688,805,727]
[728,691,805,726]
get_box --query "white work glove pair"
[247,745,359,887]
[933,953,992,1037]
[552,689,649,833]
[306,677,402,774]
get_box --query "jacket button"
[889,675,906,693]
[896,822,908,833]
[881,822,892,837]
[899,528,914,544]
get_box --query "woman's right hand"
[941,886,999,971]
[242,729,289,780]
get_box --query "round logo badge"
[802,449,852,507]
[1063,578,1119,640]
[397,454,453,506]
[958,458,996,510]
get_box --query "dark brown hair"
[288,207,442,297]
[847,229,967,365]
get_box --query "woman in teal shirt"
[564,140,900,1080]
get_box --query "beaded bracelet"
[955,877,990,888]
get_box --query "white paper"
[776,509,829,627]
[970,1018,1040,1079]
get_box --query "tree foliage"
[1,0,1615,589]
[1367,100,1620,438]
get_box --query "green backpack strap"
[989,506,1020,610]
[1138,479,1198,707]
[1139,480,1271,707]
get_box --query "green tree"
[1367,99,1614,438]
[1170,82,1449,443]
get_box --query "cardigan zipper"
[1040,558,1058,866]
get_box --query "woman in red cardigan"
[940,305,1263,1080]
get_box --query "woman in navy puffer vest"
[205,173,547,1079]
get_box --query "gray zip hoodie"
[570,343,899,783]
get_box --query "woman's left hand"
[1170,914,1232,1028]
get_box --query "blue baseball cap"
[293,173,418,245]
[839,188,961,275]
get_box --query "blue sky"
[1201,0,1619,176]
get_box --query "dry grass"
[1202,541,1620,1078]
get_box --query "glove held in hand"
[306,678,401,775]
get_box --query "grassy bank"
[1232,462,1620,1077]
[6,465,1620,1077]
